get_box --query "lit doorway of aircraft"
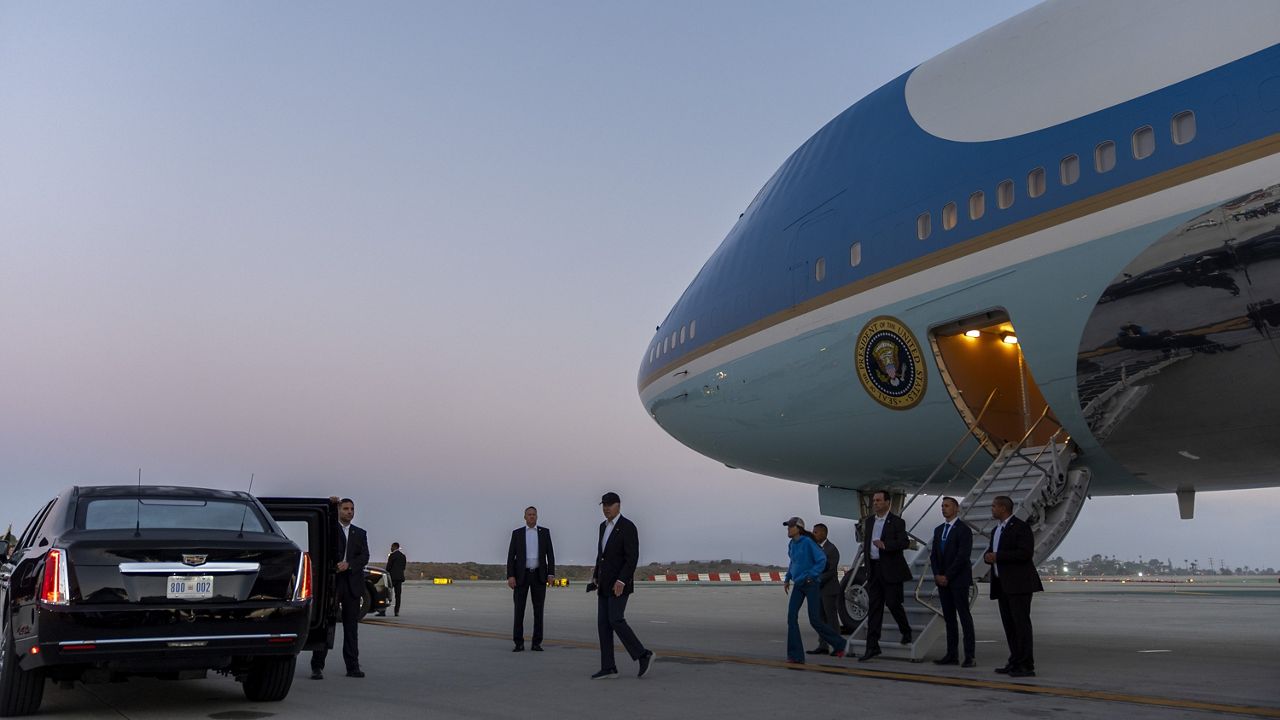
[929,310,1055,452]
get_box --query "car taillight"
[294,551,313,601]
[41,548,71,605]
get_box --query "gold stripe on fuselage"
[639,132,1280,393]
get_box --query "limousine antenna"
[237,473,255,538]
[134,468,142,538]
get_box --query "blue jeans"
[787,579,846,662]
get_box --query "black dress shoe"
[858,647,881,662]
[900,631,913,645]
[513,645,524,652]
[994,665,1013,674]
[1009,669,1036,678]
[591,667,618,680]
[638,650,656,678]
[346,669,365,678]
[962,658,977,668]
[806,648,829,655]
[310,670,323,680]
[933,656,958,665]
[531,644,543,651]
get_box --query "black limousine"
[0,486,340,716]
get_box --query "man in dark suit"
[590,492,654,680]
[983,494,1043,678]
[507,506,556,652]
[930,496,976,667]
[858,490,913,661]
[311,496,369,679]
[807,523,842,655]
[385,542,407,617]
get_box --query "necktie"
[941,523,951,546]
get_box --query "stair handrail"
[899,389,999,532]
[898,390,999,620]
[958,406,1068,533]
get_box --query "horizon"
[2,2,1276,571]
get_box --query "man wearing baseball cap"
[589,492,655,680]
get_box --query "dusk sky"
[3,2,1276,572]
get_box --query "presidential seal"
[854,316,927,410]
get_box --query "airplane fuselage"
[638,1,1280,500]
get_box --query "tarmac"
[33,579,1280,719]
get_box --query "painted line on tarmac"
[364,619,1280,718]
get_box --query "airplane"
[636,0,1280,658]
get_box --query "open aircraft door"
[929,309,1056,449]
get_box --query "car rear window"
[78,498,268,533]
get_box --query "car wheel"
[241,655,296,702]
[357,586,373,620]
[0,626,45,717]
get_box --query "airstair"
[843,395,1091,661]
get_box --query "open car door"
[258,497,339,652]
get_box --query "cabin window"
[1132,125,1155,159]
[1171,110,1196,145]
[968,191,985,220]
[814,256,826,282]
[690,320,696,339]
[1059,154,1080,185]
[1027,167,1046,198]
[942,202,958,230]
[663,337,669,354]
[1094,140,1116,173]
[997,179,1014,209]
[850,242,862,267]
[917,212,931,240]
[680,326,687,344]
[671,331,677,350]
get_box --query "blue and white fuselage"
[638,1,1280,501]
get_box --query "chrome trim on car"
[117,562,260,574]
[58,633,297,646]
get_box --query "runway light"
[1001,333,1019,344]
[964,329,981,338]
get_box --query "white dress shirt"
[525,525,540,570]
[870,514,888,560]
[340,522,351,564]
[601,516,619,551]
[992,519,1008,576]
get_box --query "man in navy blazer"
[589,492,654,680]
[311,496,370,679]
[507,506,556,651]
[929,496,976,667]
[983,495,1044,678]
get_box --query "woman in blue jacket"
[783,517,847,663]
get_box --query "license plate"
[166,575,214,599]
